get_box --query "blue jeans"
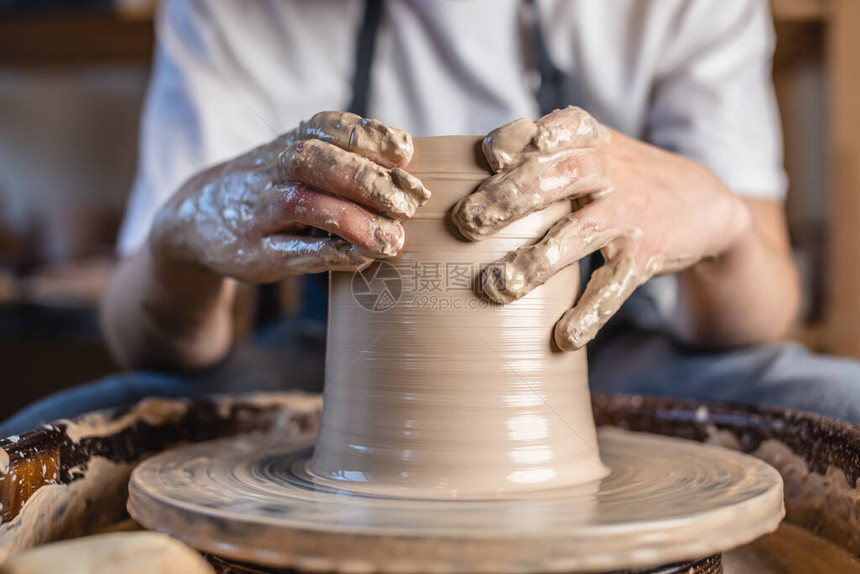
[4,316,860,436]
[587,324,860,424]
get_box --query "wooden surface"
[824,0,860,357]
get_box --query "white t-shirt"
[118,0,785,320]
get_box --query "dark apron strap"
[298,0,385,322]
[523,0,599,283]
[348,0,384,117]
[525,0,580,116]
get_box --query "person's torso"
[155,0,731,328]
[162,0,691,143]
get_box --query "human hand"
[149,111,430,283]
[452,107,751,350]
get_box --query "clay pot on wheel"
[310,136,607,497]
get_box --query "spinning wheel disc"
[128,428,783,573]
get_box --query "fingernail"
[391,168,431,206]
[373,220,405,256]
[390,132,413,166]
[554,320,585,351]
[481,259,522,304]
[451,198,490,242]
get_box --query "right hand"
[149,111,430,283]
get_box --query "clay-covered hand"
[452,106,750,350]
[150,112,430,283]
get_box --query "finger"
[483,106,610,172]
[296,111,413,168]
[280,139,430,220]
[260,183,405,258]
[482,118,539,173]
[553,248,641,351]
[452,149,611,241]
[259,235,372,277]
[481,202,620,304]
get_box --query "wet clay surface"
[738,437,860,557]
[313,136,604,497]
[127,427,782,573]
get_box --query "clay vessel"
[308,136,606,498]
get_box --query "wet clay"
[452,109,610,242]
[0,457,133,563]
[7,392,848,573]
[0,393,322,561]
[62,398,189,442]
[310,136,606,497]
[281,138,430,222]
[127,427,783,572]
[704,432,860,573]
[753,439,860,554]
[295,111,414,170]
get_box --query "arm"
[675,198,800,346]
[649,1,797,344]
[100,247,236,370]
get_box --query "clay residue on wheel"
[212,392,322,421]
[0,392,324,561]
[62,398,189,442]
[0,458,134,563]
[753,439,860,555]
[703,423,860,557]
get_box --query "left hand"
[452,107,751,350]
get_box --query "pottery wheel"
[128,427,783,573]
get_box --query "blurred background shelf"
[0,12,154,66]
[772,0,827,21]
[0,1,153,417]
